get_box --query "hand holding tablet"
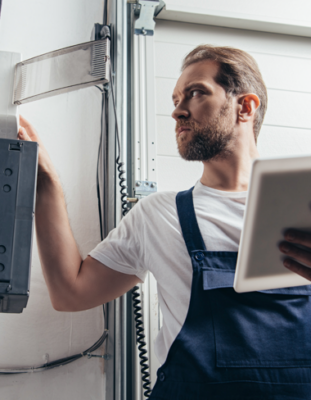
[280,229,311,282]
[234,155,311,293]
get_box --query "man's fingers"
[18,126,32,142]
[19,115,39,142]
[284,229,311,247]
[279,241,311,267]
[283,258,311,281]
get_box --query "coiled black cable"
[132,286,151,398]
[116,156,129,217]
[110,68,152,397]
[109,67,129,217]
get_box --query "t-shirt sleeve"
[88,200,148,282]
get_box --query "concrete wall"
[0,1,106,399]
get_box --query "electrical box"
[0,138,38,313]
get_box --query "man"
[19,45,311,399]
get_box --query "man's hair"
[182,45,268,141]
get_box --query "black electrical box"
[0,138,38,313]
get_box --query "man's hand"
[279,230,311,281]
[18,115,56,179]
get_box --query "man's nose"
[171,103,190,121]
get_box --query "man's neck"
[200,133,259,192]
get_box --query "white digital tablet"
[234,155,311,293]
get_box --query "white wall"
[0,1,106,399]
[154,20,311,192]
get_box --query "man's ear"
[237,94,260,122]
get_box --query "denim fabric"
[150,188,311,400]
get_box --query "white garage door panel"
[157,116,177,157]
[155,77,311,130]
[155,20,311,59]
[258,126,311,157]
[253,53,311,93]
[265,90,311,129]
[164,0,311,25]
[157,155,203,192]
[155,42,311,94]
[154,42,192,78]
[155,77,177,115]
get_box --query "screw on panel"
[136,181,141,187]
[6,285,12,292]
[4,169,12,176]
[141,27,147,35]
[3,185,11,193]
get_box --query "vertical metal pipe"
[139,36,147,181]
[121,3,128,400]
[133,34,141,183]
[103,0,119,399]
[113,0,123,397]
[127,6,137,400]
[102,1,138,399]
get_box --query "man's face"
[172,60,236,161]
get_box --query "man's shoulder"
[138,190,177,211]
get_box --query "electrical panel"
[0,138,38,313]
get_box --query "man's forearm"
[18,116,142,312]
[35,171,83,309]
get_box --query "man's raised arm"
[18,116,140,312]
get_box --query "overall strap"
[176,187,206,257]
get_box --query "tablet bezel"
[234,155,311,293]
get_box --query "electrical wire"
[109,68,129,217]
[132,287,152,398]
[95,85,105,93]
[109,67,152,398]
[96,85,105,240]
[0,330,108,374]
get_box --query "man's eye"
[191,90,202,97]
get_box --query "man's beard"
[176,100,235,161]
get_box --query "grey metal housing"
[0,138,38,313]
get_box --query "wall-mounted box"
[0,138,38,313]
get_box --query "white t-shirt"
[89,181,247,365]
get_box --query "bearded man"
[19,45,311,399]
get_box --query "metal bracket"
[133,0,160,36]
[91,24,111,41]
[135,180,157,198]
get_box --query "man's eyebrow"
[172,82,212,101]
[184,82,212,93]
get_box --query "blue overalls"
[150,188,311,400]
